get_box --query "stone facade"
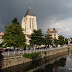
[47,28,59,39]
[21,7,37,44]
[1,56,32,69]
[21,15,37,35]
[1,47,69,69]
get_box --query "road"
[2,46,67,56]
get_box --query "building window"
[30,18,31,28]
[32,18,34,29]
[50,34,52,36]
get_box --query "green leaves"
[12,17,19,25]
[44,34,53,47]
[53,39,58,46]
[2,17,26,48]
[23,52,40,59]
[30,29,43,46]
[58,36,65,45]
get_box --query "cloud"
[0,0,72,38]
[41,17,72,38]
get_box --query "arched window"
[32,18,34,29]
[30,18,31,28]
[25,18,26,33]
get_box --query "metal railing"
[2,46,67,56]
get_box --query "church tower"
[21,7,37,44]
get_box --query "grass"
[23,52,40,59]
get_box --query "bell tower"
[21,7,37,44]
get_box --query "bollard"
[14,50,15,55]
[8,51,9,56]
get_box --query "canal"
[0,51,72,72]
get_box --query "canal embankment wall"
[1,45,72,69]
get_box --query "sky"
[0,0,72,38]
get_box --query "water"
[1,52,72,72]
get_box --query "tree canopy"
[30,29,43,46]
[53,39,59,47]
[64,38,68,45]
[2,17,26,48]
[44,34,53,47]
[58,36,65,45]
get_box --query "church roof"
[24,7,35,17]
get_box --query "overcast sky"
[0,0,72,38]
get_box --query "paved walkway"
[2,46,67,56]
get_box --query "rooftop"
[24,7,35,17]
[0,32,4,36]
[47,28,58,33]
[49,31,57,33]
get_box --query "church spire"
[24,5,35,17]
[29,4,30,9]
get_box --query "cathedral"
[21,7,37,44]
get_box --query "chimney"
[47,29,49,33]
[53,28,55,33]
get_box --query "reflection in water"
[2,56,67,72]
[68,51,72,58]
[0,50,4,71]
[34,58,66,72]
[1,51,72,72]
[58,57,66,67]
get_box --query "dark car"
[0,49,4,52]
[5,49,14,51]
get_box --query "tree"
[2,17,26,48]
[44,34,52,48]
[58,36,65,45]
[64,38,68,45]
[30,29,43,48]
[0,42,4,48]
[70,38,72,44]
[12,17,19,24]
[0,43,2,47]
[53,39,58,47]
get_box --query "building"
[0,32,4,44]
[46,28,59,39]
[21,7,37,44]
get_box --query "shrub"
[23,52,40,59]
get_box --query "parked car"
[0,48,4,52]
[5,49,14,51]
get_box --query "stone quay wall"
[1,56,32,69]
[1,45,72,69]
